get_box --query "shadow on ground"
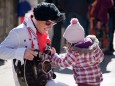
[100,55,114,73]
[0,59,5,66]
[54,67,73,74]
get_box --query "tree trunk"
[0,0,18,42]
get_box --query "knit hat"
[63,18,85,43]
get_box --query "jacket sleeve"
[49,50,78,68]
[0,29,26,64]
[93,45,104,64]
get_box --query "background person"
[89,0,113,53]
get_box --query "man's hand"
[50,47,56,55]
[24,49,37,60]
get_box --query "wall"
[0,0,18,42]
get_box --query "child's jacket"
[50,35,104,85]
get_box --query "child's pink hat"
[63,18,85,43]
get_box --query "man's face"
[36,20,56,34]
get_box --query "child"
[49,18,104,86]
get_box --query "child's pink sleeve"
[94,46,104,64]
[49,51,78,68]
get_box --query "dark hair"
[33,2,65,22]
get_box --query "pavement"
[0,55,115,86]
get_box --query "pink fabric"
[49,46,104,85]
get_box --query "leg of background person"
[52,21,62,54]
[112,18,115,51]
[63,13,72,29]
[64,12,89,36]
[79,17,89,36]
[108,18,114,52]
[74,13,89,36]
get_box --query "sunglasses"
[45,20,57,26]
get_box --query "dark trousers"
[63,12,89,35]
[108,17,115,52]
[51,21,63,54]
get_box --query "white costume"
[0,13,68,86]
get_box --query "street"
[0,55,115,86]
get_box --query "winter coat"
[49,35,104,85]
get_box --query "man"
[0,2,65,86]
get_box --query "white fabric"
[12,61,20,86]
[0,12,38,86]
[63,18,85,43]
[46,80,69,86]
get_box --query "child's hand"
[51,62,58,68]
[50,47,56,55]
